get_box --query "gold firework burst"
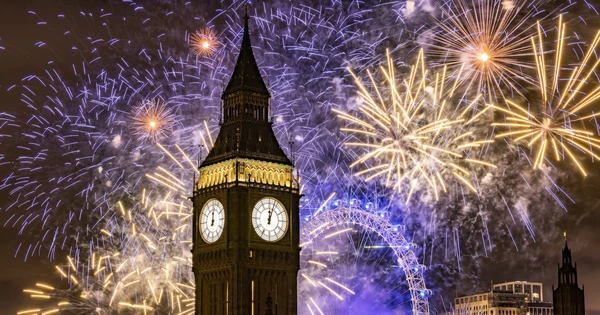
[491,15,600,176]
[190,27,219,57]
[335,50,495,204]
[428,0,541,101]
[131,99,175,143]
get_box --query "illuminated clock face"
[199,199,225,243]
[252,197,288,242]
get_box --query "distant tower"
[191,6,301,315]
[553,233,585,315]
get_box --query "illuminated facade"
[192,9,300,315]
[197,158,294,190]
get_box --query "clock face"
[252,197,288,242]
[199,199,225,243]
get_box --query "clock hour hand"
[211,212,215,227]
[267,209,273,225]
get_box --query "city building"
[493,281,544,302]
[553,237,585,315]
[192,7,301,315]
[454,284,553,315]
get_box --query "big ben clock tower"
[192,9,300,315]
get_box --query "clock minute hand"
[211,212,215,227]
[267,209,273,225]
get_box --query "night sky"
[1,0,600,314]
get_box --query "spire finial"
[289,138,295,165]
[244,2,250,22]
[221,0,269,97]
[198,144,204,166]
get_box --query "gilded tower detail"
[192,10,300,315]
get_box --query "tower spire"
[201,6,292,167]
[192,4,300,315]
[222,4,269,97]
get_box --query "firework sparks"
[0,0,401,255]
[427,0,544,101]
[19,258,118,314]
[491,15,600,176]
[21,185,196,314]
[335,50,495,204]
[22,200,428,314]
[5,2,600,313]
[190,27,219,57]
[131,99,176,143]
[20,253,193,314]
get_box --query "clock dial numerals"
[252,197,288,242]
[199,199,225,243]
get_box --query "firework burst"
[131,99,176,143]
[335,50,495,204]
[19,256,127,315]
[491,15,600,176]
[20,184,196,314]
[190,27,219,57]
[427,0,544,101]
[20,252,193,314]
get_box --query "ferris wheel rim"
[300,206,431,315]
